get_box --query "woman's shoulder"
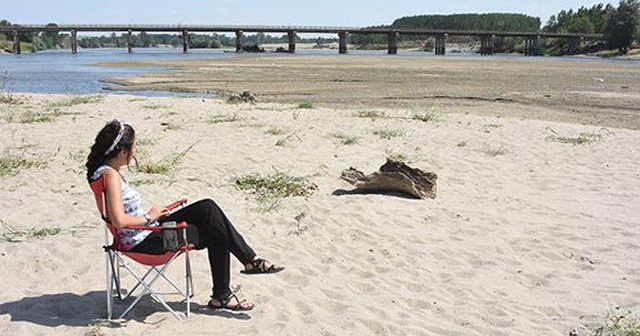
[90,165,117,181]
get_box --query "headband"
[104,119,127,155]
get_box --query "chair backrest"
[89,174,121,248]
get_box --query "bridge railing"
[0,24,604,39]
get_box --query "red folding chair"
[89,175,194,320]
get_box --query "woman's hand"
[146,206,170,222]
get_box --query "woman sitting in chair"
[86,119,284,311]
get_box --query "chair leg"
[118,253,183,319]
[185,251,192,318]
[107,250,192,320]
[106,252,113,320]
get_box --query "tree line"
[75,31,337,49]
[1,1,639,55]
[350,13,541,52]
[543,0,639,54]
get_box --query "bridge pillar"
[529,36,540,56]
[182,30,189,53]
[235,30,243,53]
[524,36,541,56]
[338,31,349,54]
[71,30,78,54]
[387,32,399,55]
[12,30,20,55]
[288,31,296,53]
[435,34,446,55]
[480,35,494,55]
[127,30,133,53]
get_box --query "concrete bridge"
[0,24,604,56]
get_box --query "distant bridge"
[0,24,605,56]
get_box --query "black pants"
[131,198,256,300]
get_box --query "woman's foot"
[208,293,254,311]
[241,257,285,274]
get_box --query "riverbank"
[100,54,640,130]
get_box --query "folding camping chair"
[89,175,194,320]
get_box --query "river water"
[0,47,637,97]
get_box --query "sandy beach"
[0,56,639,336]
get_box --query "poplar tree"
[605,0,640,53]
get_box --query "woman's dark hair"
[85,119,136,181]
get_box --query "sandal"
[240,258,285,275]
[207,293,254,311]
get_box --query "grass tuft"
[85,319,110,336]
[275,132,301,147]
[373,128,404,139]
[577,306,640,336]
[330,132,358,145]
[160,122,182,131]
[0,70,22,105]
[142,104,171,110]
[207,113,241,124]
[19,112,55,123]
[137,144,195,175]
[386,152,408,163]
[2,226,62,242]
[546,127,603,145]
[354,110,388,120]
[235,171,316,212]
[51,95,105,108]
[412,106,443,123]
[297,102,314,109]
[15,109,82,124]
[0,151,48,177]
[265,127,286,136]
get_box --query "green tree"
[605,0,640,52]
[43,23,60,48]
[543,4,615,55]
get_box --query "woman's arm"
[103,169,167,229]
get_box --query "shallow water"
[0,48,235,97]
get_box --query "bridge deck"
[0,24,603,39]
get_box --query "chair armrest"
[124,221,188,232]
[165,199,188,211]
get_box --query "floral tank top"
[92,165,156,250]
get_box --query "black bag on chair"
[161,221,180,251]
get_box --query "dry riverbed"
[100,55,640,129]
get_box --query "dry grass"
[235,171,316,212]
[546,127,605,145]
[576,306,640,336]
[0,150,48,177]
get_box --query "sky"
[3,0,619,28]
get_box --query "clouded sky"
[3,0,617,27]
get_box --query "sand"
[0,56,639,336]
[100,55,640,130]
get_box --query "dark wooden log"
[340,159,437,199]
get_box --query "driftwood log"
[340,159,438,199]
[227,91,259,103]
